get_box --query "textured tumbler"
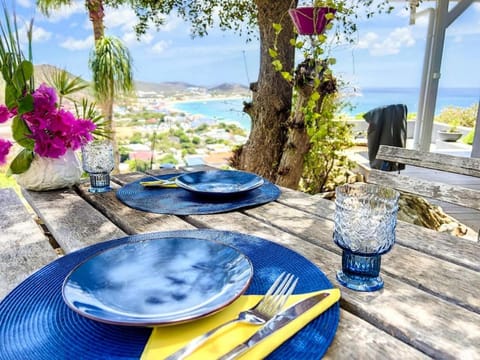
[333,183,400,291]
[81,140,114,193]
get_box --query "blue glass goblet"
[81,140,114,193]
[333,183,400,291]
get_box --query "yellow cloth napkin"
[141,288,340,360]
[139,179,178,188]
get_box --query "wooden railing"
[366,145,480,240]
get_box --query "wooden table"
[1,168,479,359]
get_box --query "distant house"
[129,151,153,162]
[203,152,232,167]
[184,155,204,166]
[126,144,151,151]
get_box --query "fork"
[165,272,298,360]
[139,175,179,188]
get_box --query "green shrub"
[435,104,477,128]
[126,159,150,171]
[462,130,475,145]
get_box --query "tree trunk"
[275,85,311,188]
[101,96,120,173]
[86,0,105,41]
[276,59,336,189]
[87,1,121,172]
[233,0,297,182]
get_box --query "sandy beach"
[166,94,249,113]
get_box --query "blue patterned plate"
[62,237,253,326]
[175,170,264,196]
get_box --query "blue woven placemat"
[116,174,281,215]
[0,230,339,360]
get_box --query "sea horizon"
[172,87,479,132]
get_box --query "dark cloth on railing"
[363,104,408,171]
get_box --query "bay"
[172,88,479,132]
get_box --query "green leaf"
[272,23,282,33]
[268,48,278,58]
[17,94,34,115]
[325,13,335,20]
[12,115,34,149]
[12,60,33,91]
[311,92,321,101]
[272,60,283,71]
[281,72,293,82]
[9,148,34,174]
[5,83,19,109]
[295,41,305,49]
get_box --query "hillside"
[0,64,250,103]
[135,80,250,97]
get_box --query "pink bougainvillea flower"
[48,109,75,138]
[68,119,96,150]
[23,111,50,131]
[2,83,96,165]
[33,131,67,158]
[0,138,12,165]
[0,105,13,123]
[31,84,57,114]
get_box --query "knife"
[217,292,332,360]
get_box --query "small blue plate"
[62,237,253,326]
[175,170,264,196]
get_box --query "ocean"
[173,87,479,132]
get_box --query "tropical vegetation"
[0,4,96,174]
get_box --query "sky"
[5,0,480,91]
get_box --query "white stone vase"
[15,149,82,191]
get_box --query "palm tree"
[89,36,134,170]
[37,0,133,170]
[37,0,105,40]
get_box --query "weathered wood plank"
[279,187,480,272]
[377,145,480,177]
[22,188,126,253]
[188,210,480,358]
[324,310,429,360]
[0,188,57,300]
[367,169,480,210]
[77,181,195,234]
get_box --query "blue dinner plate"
[62,237,253,326]
[175,170,264,196]
[0,230,339,360]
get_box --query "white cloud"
[356,27,415,56]
[104,6,137,32]
[154,40,258,62]
[31,25,52,42]
[60,35,94,51]
[161,15,183,32]
[356,32,379,49]
[151,40,170,54]
[16,0,32,8]
[123,31,153,46]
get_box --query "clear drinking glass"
[333,183,400,291]
[81,140,114,193]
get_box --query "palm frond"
[36,0,73,17]
[0,1,35,104]
[89,35,135,102]
[74,98,111,139]
[45,67,90,105]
